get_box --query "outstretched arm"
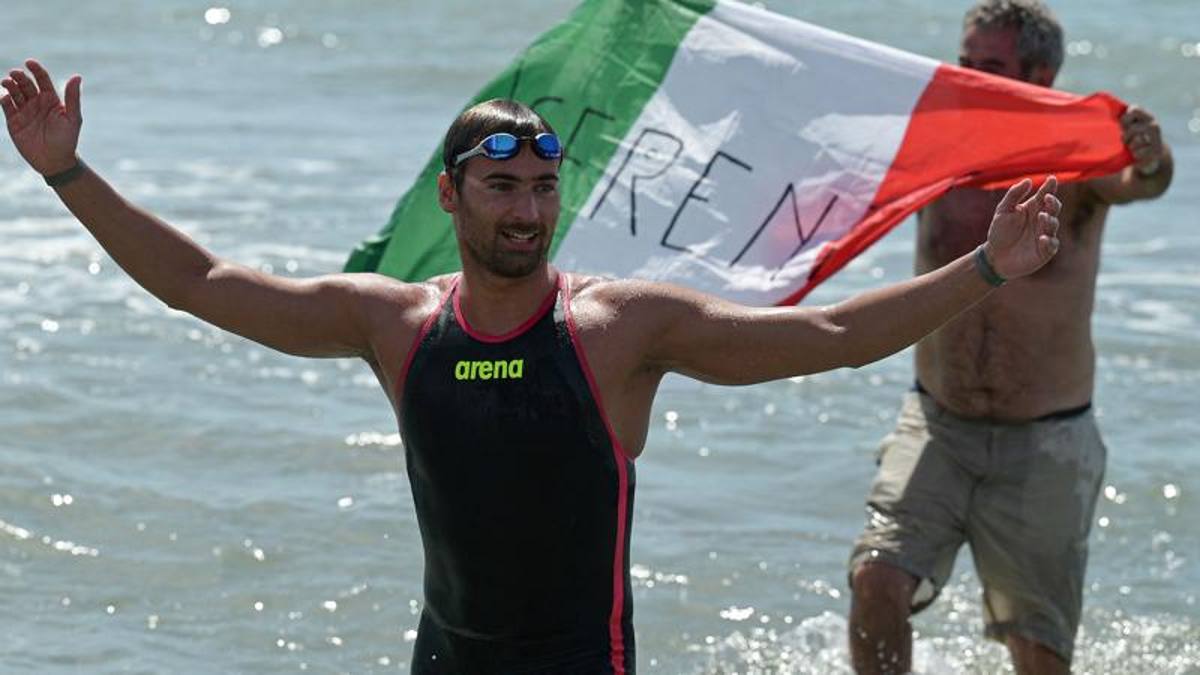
[643,177,1062,385]
[2,59,392,358]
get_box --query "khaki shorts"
[848,391,1107,663]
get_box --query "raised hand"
[1,59,82,176]
[983,175,1061,280]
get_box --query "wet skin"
[917,26,1171,420]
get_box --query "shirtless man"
[4,59,1063,674]
[847,2,1173,674]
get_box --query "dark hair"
[964,0,1064,77]
[441,99,558,187]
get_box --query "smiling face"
[438,145,561,279]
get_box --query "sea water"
[0,1,1196,672]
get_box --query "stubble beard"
[475,238,547,278]
[457,194,552,278]
[460,219,549,279]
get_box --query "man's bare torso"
[916,180,1108,420]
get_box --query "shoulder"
[565,273,719,333]
[567,274,697,310]
[331,274,459,370]
[569,274,647,303]
[333,272,438,302]
[336,272,452,328]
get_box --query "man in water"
[4,60,1062,674]
[846,2,1173,674]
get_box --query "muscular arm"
[4,60,400,359]
[647,249,997,384]
[54,167,383,357]
[644,178,1062,385]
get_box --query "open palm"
[2,59,82,176]
[985,176,1062,280]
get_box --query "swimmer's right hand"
[1,59,83,177]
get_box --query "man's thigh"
[850,392,985,610]
[967,411,1107,664]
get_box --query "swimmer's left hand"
[982,175,1061,280]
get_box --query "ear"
[437,171,457,214]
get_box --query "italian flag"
[346,0,1131,305]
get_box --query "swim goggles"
[452,132,563,167]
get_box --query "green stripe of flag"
[344,0,718,279]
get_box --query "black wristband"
[44,159,87,187]
[974,245,1006,287]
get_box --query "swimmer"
[5,60,1062,674]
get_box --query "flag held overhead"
[346,0,1129,306]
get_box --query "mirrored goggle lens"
[481,133,521,159]
[531,133,563,160]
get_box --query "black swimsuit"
[398,274,636,674]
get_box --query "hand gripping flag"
[345,0,1131,305]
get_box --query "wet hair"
[964,0,1064,77]
[441,99,558,188]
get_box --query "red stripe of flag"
[781,64,1131,306]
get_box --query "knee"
[851,562,917,615]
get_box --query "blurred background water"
[0,1,1196,672]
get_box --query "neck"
[457,264,558,335]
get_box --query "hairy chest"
[916,183,1102,276]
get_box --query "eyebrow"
[481,171,559,182]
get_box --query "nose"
[512,190,540,221]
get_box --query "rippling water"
[1,1,1196,672]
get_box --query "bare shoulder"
[563,275,695,380]
[340,271,435,304]
[331,273,456,371]
[566,274,723,345]
[569,274,700,317]
[340,272,451,329]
